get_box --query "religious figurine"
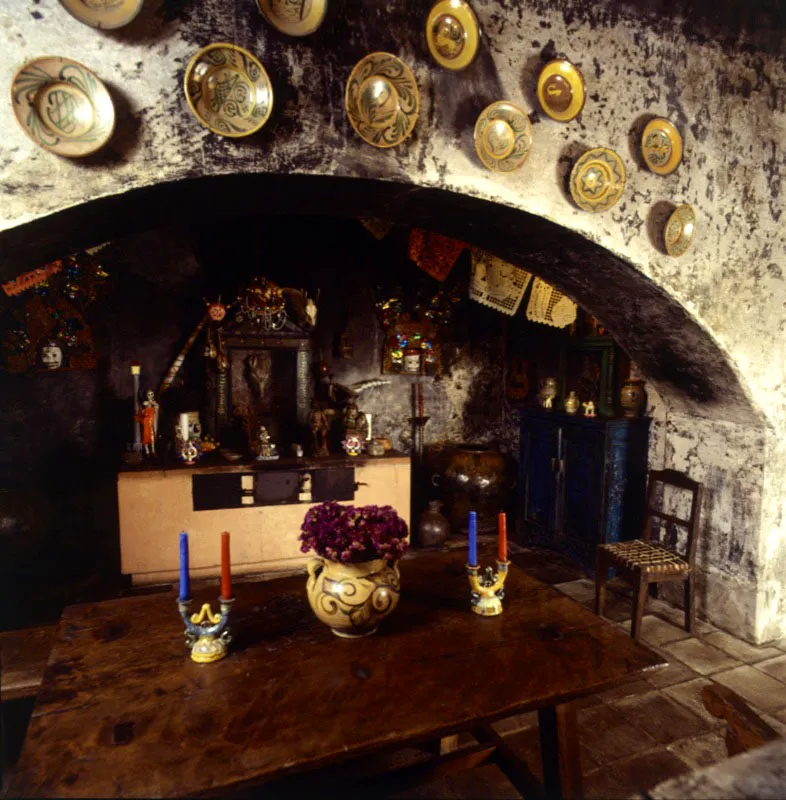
[256,426,279,461]
[181,439,199,466]
[135,388,159,456]
[342,398,366,436]
[342,434,364,457]
[309,402,330,457]
[582,400,597,418]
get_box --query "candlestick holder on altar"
[466,560,510,616]
[409,415,430,462]
[178,596,234,663]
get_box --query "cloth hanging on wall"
[469,249,532,315]
[526,277,577,328]
[358,217,394,240]
[408,228,466,281]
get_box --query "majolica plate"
[473,101,533,172]
[425,0,480,71]
[256,0,327,36]
[569,148,626,212]
[11,56,115,158]
[642,118,683,175]
[345,52,419,148]
[59,0,144,29]
[664,204,695,256]
[537,59,585,122]
[184,43,273,138]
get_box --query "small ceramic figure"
[565,391,580,415]
[582,400,597,418]
[539,377,558,409]
[256,426,279,461]
[292,443,304,458]
[309,402,330,457]
[342,434,364,457]
[136,389,159,456]
[38,338,64,370]
[298,472,312,502]
[342,399,365,436]
[403,348,422,374]
[181,439,199,466]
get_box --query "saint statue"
[135,388,159,456]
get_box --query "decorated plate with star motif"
[569,147,626,213]
[11,56,115,157]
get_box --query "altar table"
[10,550,665,799]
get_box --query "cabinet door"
[520,419,559,535]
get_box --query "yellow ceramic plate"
[59,0,144,29]
[256,0,327,36]
[184,43,273,138]
[345,52,419,148]
[473,100,532,172]
[536,59,585,122]
[664,204,695,256]
[641,118,683,175]
[569,148,626,213]
[11,56,115,157]
[425,0,480,71]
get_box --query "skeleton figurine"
[256,426,279,461]
[136,389,159,456]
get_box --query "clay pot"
[436,444,510,534]
[620,378,647,417]
[416,500,450,548]
[564,390,580,415]
[305,557,400,638]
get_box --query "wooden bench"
[0,626,55,702]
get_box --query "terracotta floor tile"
[577,703,659,764]
[754,653,786,684]
[663,638,740,675]
[596,678,655,703]
[583,767,631,800]
[667,731,728,770]
[605,747,691,795]
[713,664,786,711]
[645,657,699,689]
[663,678,726,727]
[610,690,712,744]
[759,709,786,737]
[554,579,596,605]
[702,630,783,663]
[646,599,717,635]
[595,591,635,623]
[620,615,692,647]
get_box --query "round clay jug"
[437,444,510,534]
[305,557,401,637]
[564,390,580,415]
[620,378,647,417]
[416,500,450,548]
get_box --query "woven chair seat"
[598,539,690,576]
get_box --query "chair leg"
[594,551,608,617]
[631,575,649,641]
[684,576,695,634]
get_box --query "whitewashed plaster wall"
[0,0,784,641]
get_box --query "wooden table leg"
[538,702,582,800]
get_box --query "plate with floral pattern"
[664,204,695,256]
[642,118,683,176]
[184,43,273,138]
[345,52,419,148]
[425,0,481,70]
[256,0,327,36]
[473,100,533,172]
[11,56,115,157]
[569,147,626,212]
[59,0,144,29]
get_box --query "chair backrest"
[640,468,704,565]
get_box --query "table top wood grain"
[11,550,665,798]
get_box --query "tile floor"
[402,546,786,799]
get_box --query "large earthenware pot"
[436,444,510,534]
[306,557,401,638]
[620,378,647,417]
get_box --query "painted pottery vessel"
[620,378,647,417]
[539,377,558,409]
[306,557,401,637]
[564,390,580,415]
[417,500,450,548]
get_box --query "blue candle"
[179,531,190,601]
[468,511,478,567]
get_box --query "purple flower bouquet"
[299,501,409,563]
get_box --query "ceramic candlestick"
[177,596,234,663]
[466,560,510,616]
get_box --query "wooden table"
[10,550,665,799]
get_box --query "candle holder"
[409,415,430,462]
[177,596,234,663]
[466,561,510,616]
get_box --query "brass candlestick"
[467,561,510,616]
[178,596,234,663]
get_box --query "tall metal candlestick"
[131,362,141,450]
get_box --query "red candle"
[498,512,507,562]
[220,531,232,600]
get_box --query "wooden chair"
[594,468,703,641]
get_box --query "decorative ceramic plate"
[11,56,115,157]
[345,52,419,148]
[184,43,273,138]
[536,59,585,122]
[569,148,626,212]
[641,118,683,175]
[425,0,480,71]
[256,0,327,36]
[664,204,695,256]
[59,0,144,29]
[473,100,533,172]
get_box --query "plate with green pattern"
[59,0,144,30]
[184,43,274,138]
[11,56,115,158]
[569,147,626,213]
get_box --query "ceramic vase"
[620,378,647,418]
[417,500,450,548]
[538,377,558,409]
[564,391,580,415]
[306,557,401,638]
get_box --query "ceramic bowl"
[59,0,144,29]
[346,52,419,148]
[256,0,327,36]
[536,59,586,122]
[569,147,626,212]
[184,43,273,138]
[664,204,696,256]
[11,56,115,157]
[473,100,533,172]
[641,118,683,175]
[425,0,481,70]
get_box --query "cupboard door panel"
[521,421,559,534]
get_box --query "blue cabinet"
[518,408,650,573]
